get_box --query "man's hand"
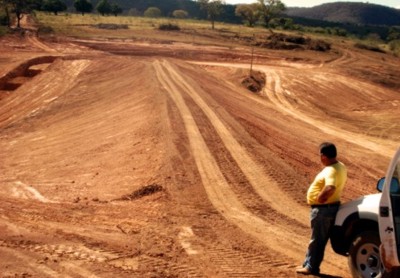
[317,185,336,203]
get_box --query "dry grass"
[35,12,268,46]
[35,12,400,56]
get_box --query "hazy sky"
[225,0,400,9]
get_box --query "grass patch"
[95,23,129,30]
[388,40,400,56]
[354,42,385,53]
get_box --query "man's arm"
[317,185,336,203]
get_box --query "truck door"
[378,147,400,271]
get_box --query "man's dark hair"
[320,142,337,158]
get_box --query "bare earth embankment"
[0,17,399,277]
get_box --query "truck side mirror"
[377,178,385,192]
[377,177,400,193]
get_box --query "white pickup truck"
[330,147,400,278]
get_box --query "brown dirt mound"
[241,71,266,93]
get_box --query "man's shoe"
[295,267,312,275]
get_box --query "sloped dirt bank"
[0,56,58,92]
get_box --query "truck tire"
[348,231,384,278]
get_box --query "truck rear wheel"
[348,231,384,278]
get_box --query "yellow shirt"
[307,162,347,205]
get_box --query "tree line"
[1,0,287,30]
[0,0,124,27]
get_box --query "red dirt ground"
[0,16,399,278]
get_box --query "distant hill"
[285,2,400,26]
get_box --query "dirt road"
[0,23,399,277]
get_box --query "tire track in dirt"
[0,211,157,276]
[0,239,133,276]
[3,181,56,203]
[179,224,294,277]
[260,65,397,156]
[27,35,58,53]
[195,61,396,156]
[326,49,356,67]
[162,60,307,223]
[0,240,117,263]
[153,59,349,275]
[203,245,290,277]
[154,59,300,256]
[0,246,66,278]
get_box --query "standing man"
[296,142,347,275]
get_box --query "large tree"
[74,0,92,16]
[257,0,285,27]
[41,0,66,15]
[198,0,224,30]
[235,3,259,27]
[0,0,11,26]
[96,0,111,16]
[110,3,122,16]
[6,0,39,28]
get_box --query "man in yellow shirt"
[296,142,347,275]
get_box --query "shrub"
[307,39,331,51]
[172,10,188,19]
[389,39,400,56]
[354,42,385,53]
[95,23,128,30]
[159,23,180,31]
[144,7,162,18]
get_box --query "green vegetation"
[96,0,112,16]
[198,0,224,30]
[235,3,259,27]
[158,23,180,31]
[94,0,121,16]
[42,0,67,15]
[172,10,188,19]
[4,0,35,28]
[257,0,286,27]
[0,11,10,27]
[0,25,8,36]
[389,40,400,56]
[74,0,93,16]
[144,7,162,18]
[110,3,122,16]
